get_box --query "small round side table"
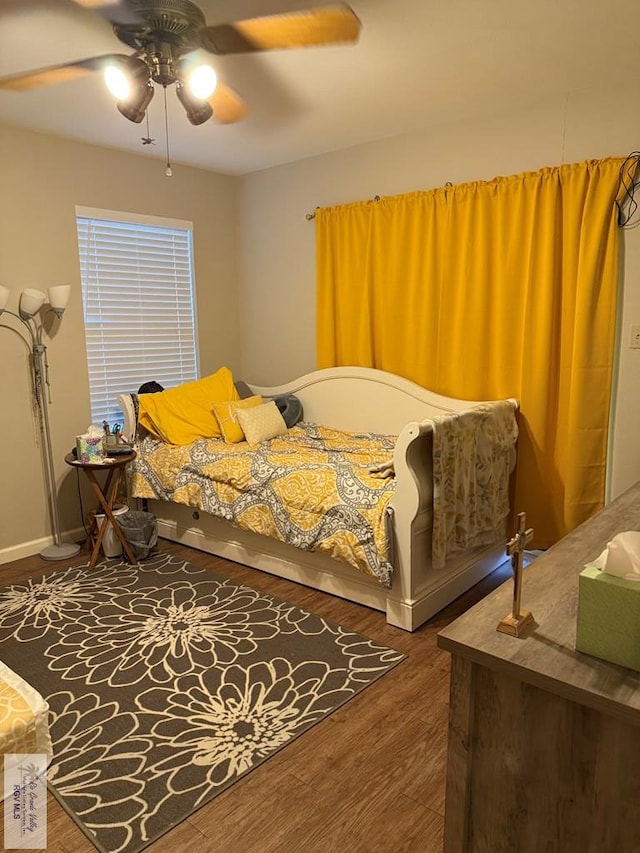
[65,451,138,568]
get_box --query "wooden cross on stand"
[497,511,536,637]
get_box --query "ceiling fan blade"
[201,4,361,55]
[69,0,143,24]
[0,55,126,91]
[0,64,92,92]
[71,0,123,8]
[207,82,248,124]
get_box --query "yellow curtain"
[316,158,623,547]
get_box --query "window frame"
[75,205,199,427]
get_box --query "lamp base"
[40,541,81,561]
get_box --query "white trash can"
[95,504,129,558]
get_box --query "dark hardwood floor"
[0,540,511,853]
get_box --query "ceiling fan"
[0,0,362,126]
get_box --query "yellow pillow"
[137,367,238,444]
[213,396,264,443]
[236,400,287,445]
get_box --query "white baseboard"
[0,527,86,567]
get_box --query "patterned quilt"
[0,661,52,779]
[128,423,397,587]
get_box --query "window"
[76,206,199,426]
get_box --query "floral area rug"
[0,553,405,853]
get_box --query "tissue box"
[76,434,105,464]
[576,566,640,671]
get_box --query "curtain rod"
[305,184,464,220]
[305,195,381,220]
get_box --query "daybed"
[120,366,518,632]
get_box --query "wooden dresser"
[437,482,640,853]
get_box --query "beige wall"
[0,126,239,560]
[3,82,640,560]
[236,84,640,508]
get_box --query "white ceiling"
[0,0,635,176]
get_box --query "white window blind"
[76,208,199,426]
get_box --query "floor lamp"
[0,284,81,561]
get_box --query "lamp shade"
[105,57,153,123]
[117,81,154,124]
[0,284,9,315]
[176,82,213,126]
[48,285,71,317]
[104,56,149,99]
[187,64,217,99]
[19,288,47,319]
[104,64,130,100]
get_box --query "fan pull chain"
[163,86,173,177]
[141,110,155,147]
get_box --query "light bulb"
[187,65,217,100]
[165,165,173,177]
[104,65,130,100]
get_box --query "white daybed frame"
[132,367,516,632]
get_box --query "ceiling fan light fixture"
[104,64,130,100]
[186,64,217,99]
[2,0,364,135]
[104,56,151,99]
[117,80,155,123]
[176,82,213,125]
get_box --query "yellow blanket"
[129,423,397,587]
[0,661,52,778]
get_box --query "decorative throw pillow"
[236,401,288,444]
[271,393,304,428]
[137,366,238,444]
[212,396,264,443]
[234,380,255,400]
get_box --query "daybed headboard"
[118,366,517,440]
[252,367,503,435]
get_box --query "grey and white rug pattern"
[0,553,405,853]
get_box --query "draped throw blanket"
[316,157,623,547]
[431,400,519,568]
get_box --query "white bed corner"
[126,366,518,632]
